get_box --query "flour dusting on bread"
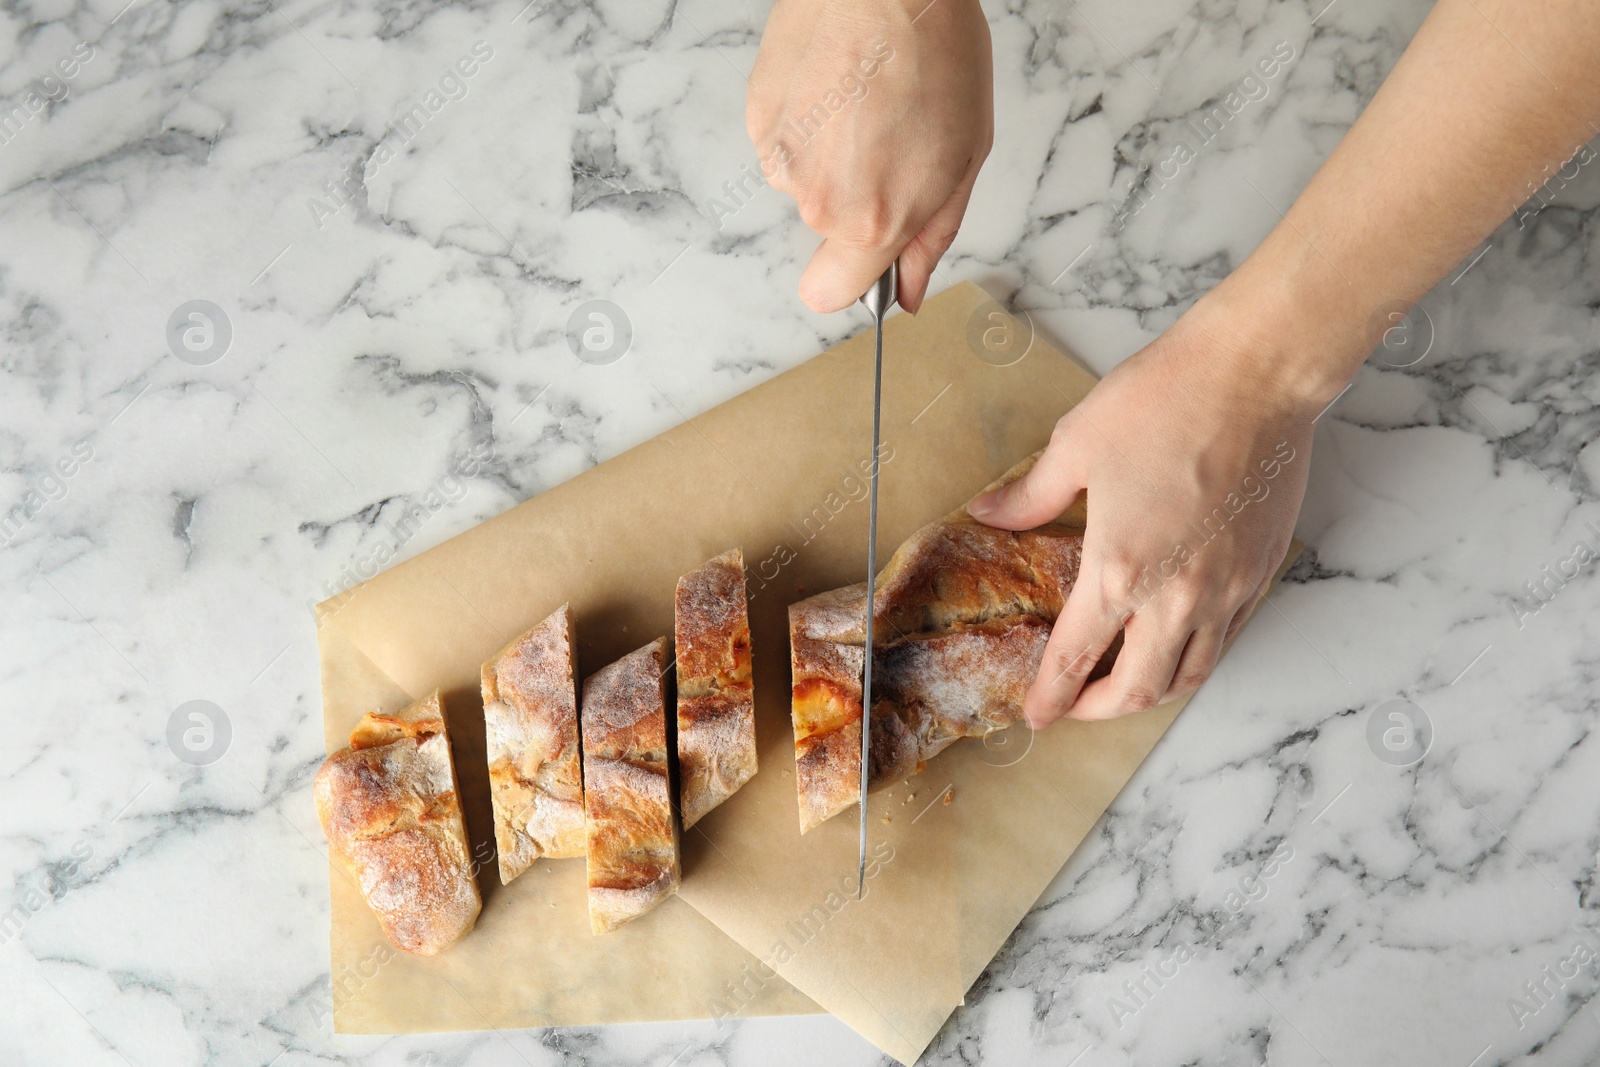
[314,691,482,955]
[675,548,756,829]
[582,638,680,934]
[482,604,585,883]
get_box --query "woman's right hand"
[746,0,994,314]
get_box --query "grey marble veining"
[3,0,1600,1063]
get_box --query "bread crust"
[675,548,756,829]
[482,604,585,883]
[314,691,482,955]
[788,452,1091,832]
[582,638,680,934]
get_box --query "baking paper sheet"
[315,280,1304,1062]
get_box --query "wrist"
[1186,227,1396,416]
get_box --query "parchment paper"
[316,280,1304,1062]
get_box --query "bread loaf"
[482,604,585,884]
[675,548,756,829]
[582,637,680,933]
[789,452,1095,832]
[314,690,482,954]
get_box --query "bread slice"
[788,452,1093,832]
[314,690,482,954]
[482,604,585,884]
[675,548,756,830]
[581,637,680,934]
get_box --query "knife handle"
[859,261,898,321]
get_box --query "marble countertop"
[5,0,1600,1063]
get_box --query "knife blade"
[856,261,896,900]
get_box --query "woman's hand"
[746,0,992,314]
[967,295,1322,725]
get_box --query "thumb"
[798,231,899,315]
[967,437,1085,531]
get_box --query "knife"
[856,261,896,900]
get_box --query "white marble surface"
[3,0,1600,1063]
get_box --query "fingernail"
[967,490,998,518]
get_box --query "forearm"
[1204,0,1600,409]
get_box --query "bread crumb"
[881,815,892,824]
[942,788,954,805]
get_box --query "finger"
[797,229,903,313]
[1065,611,1188,721]
[1163,620,1227,700]
[744,0,808,149]
[966,435,1085,531]
[744,83,776,153]
[896,164,979,315]
[759,145,795,194]
[1022,582,1124,729]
